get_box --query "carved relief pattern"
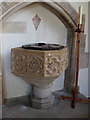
[45,55,60,76]
[11,48,68,77]
[11,52,44,75]
[27,56,44,75]
[11,52,27,73]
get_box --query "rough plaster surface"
[2,22,26,33]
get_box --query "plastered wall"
[1,2,89,98]
[2,3,67,98]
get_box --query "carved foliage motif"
[45,55,60,76]
[11,48,69,77]
[27,56,44,75]
[11,52,27,73]
[45,49,68,76]
[11,51,44,75]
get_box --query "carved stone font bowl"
[11,43,69,109]
[11,44,69,86]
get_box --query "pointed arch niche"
[0,1,87,97]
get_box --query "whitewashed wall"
[1,2,89,98]
[2,3,67,98]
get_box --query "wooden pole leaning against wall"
[62,6,89,108]
[62,24,89,108]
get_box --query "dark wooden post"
[72,24,83,108]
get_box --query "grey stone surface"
[80,33,86,49]
[82,14,85,31]
[32,84,52,98]
[64,30,77,93]
[0,2,17,15]
[79,33,89,69]
[31,95,55,109]
[59,2,78,25]
[30,84,55,109]
[2,90,88,118]
[40,2,72,29]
